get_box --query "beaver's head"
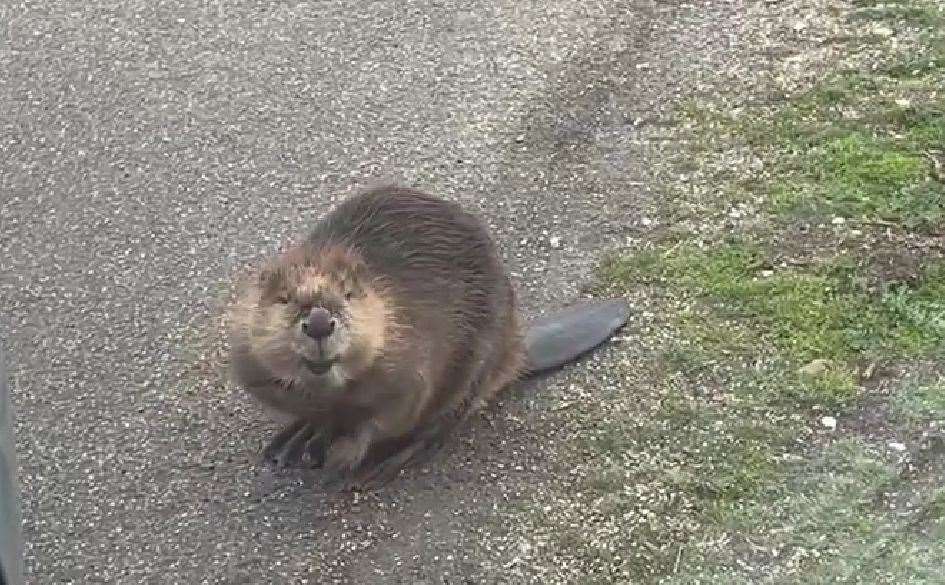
[227,245,392,393]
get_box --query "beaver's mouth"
[301,357,336,375]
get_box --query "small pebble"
[799,359,831,378]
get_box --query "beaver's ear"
[257,261,278,287]
[339,257,369,299]
[258,244,307,285]
[322,247,368,298]
[342,255,368,282]
[256,256,293,300]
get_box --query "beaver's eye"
[275,294,289,304]
[345,291,353,301]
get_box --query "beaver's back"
[308,186,512,340]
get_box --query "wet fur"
[227,186,526,486]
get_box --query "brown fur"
[226,186,526,485]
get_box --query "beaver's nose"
[302,307,335,340]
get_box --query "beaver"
[226,185,629,488]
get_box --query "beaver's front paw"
[320,434,371,490]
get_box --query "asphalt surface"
[1,0,695,582]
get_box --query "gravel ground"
[0,0,843,582]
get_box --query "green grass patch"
[735,52,945,231]
[882,51,945,79]
[573,390,799,580]
[772,130,944,230]
[882,263,945,354]
[799,491,945,584]
[642,398,786,502]
[577,391,945,583]
[851,0,945,29]
[794,362,862,407]
[605,243,945,362]
[562,4,945,581]
[602,244,945,408]
[679,2,945,230]
[797,72,880,113]
[890,377,945,423]
[658,437,945,584]
[748,73,945,146]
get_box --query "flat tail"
[522,299,630,376]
